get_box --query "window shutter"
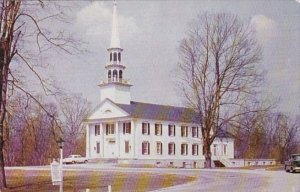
[174,127,175,136]
[186,145,188,155]
[106,125,108,135]
[142,123,145,134]
[123,123,125,134]
[181,144,183,155]
[129,122,131,134]
[174,144,176,154]
[148,123,150,135]
[95,126,97,136]
[161,126,162,135]
[148,143,150,155]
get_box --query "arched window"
[108,70,111,78]
[113,70,118,82]
[119,70,123,81]
[118,52,121,62]
[110,53,112,61]
[113,52,117,61]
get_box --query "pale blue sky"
[44,0,299,114]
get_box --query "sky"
[43,0,300,115]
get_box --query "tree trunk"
[0,42,7,188]
[203,142,212,168]
[0,123,7,189]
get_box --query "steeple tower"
[99,0,132,104]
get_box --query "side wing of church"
[85,1,234,168]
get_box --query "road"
[7,164,300,192]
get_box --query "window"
[192,144,198,155]
[168,142,175,155]
[113,52,117,61]
[110,52,112,61]
[142,122,150,135]
[106,124,115,135]
[118,52,121,62]
[113,70,117,81]
[108,70,111,80]
[155,123,162,136]
[125,141,130,153]
[96,142,100,154]
[181,126,188,137]
[156,142,162,155]
[142,141,150,155]
[168,125,175,136]
[223,144,227,155]
[123,122,131,134]
[213,144,217,156]
[181,143,188,155]
[192,127,199,138]
[119,70,123,81]
[95,124,100,136]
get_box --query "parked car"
[285,154,300,173]
[63,155,88,164]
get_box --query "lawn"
[4,169,196,192]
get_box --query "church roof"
[116,101,199,123]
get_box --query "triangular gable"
[87,98,130,120]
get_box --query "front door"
[104,140,116,158]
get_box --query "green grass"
[3,169,196,192]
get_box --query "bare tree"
[178,12,263,168]
[0,0,79,188]
[59,94,90,156]
[266,113,300,162]
[4,95,61,166]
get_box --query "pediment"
[87,99,129,120]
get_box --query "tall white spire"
[99,0,132,105]
[110,0,120,48]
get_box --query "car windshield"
[292,155,300,160]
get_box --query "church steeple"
[106,0,125,83]
[99,0,132,105]
[110,0,120,49]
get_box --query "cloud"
[75,2,138,48]
[250,15,277,44]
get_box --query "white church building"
[85,1,234,168]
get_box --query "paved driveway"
[151,169,300,192]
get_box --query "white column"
[116,121,120,157]
[131,119,136,158]
[101,123,105,158]
[86,124,90,158]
